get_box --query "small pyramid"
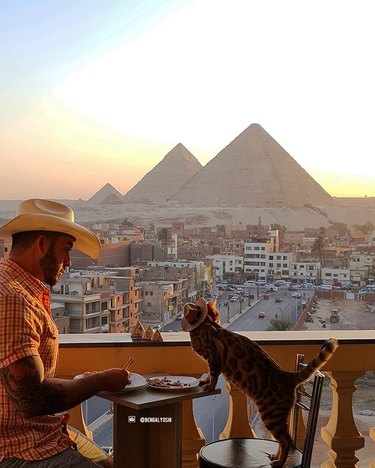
[142,325,154,341]
[130,319,145,341]
[100,193,124,205]
[152,329,163,342]
[87,183,124,205]
[172,124,334,208]
[123,144,202,204]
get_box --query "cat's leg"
[267,425,292,467]
[202,370,219,392]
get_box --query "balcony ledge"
[57,330,375,468]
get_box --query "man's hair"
[11,231,61,254]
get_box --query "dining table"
[98,374,220,468]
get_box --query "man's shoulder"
[0,267,28,300]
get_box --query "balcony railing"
[57,330,375,468]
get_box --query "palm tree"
[157,227,172,251]
[267,316,292,331]
[311,233,328,268]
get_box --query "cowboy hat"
[0,199,101,259]
[181,298,208,332]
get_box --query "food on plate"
[147,376,191,388]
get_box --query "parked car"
[317,284,332,291]
[244,281,256,287]
[176,313,183,320]
[258,311,266,318]
[291,292,302,298]
[229,295,239,302]
[264,284,278,292]
[256,280,267,286]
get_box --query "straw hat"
[0,199,101,259]
[181,298,208,332]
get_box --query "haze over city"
[1,0,374,200]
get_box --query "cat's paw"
[202,382,217,393]
[270,460,284,468]
[199,377,210,386]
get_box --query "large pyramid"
[172,124,334,208]
[123,143,202,204]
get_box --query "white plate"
[147,375,199,391]
[74,372,147,393]
[115,373,147,393]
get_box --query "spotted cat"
[182,298,338,467]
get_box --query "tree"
[311,233,329,268]
[329,222,350,239]
[352,221,374,235]
[267,316,292,331]
[157,227,172,251]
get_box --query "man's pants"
[0,426,110,467]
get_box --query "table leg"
[113,403,182,468]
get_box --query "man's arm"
[0,355,130,417]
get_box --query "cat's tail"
[295,338,338,384]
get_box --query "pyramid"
[123,144,202,204]
[87,183,124,205]
[172,124,334,208]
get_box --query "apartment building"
[139,266,194,311]
[208,255,244,280]
[146,260,206,295]
[51,269,141,333]
[349,253,375,286]
[321,267,351,285]
[243,231,281,281]
[268,252,294,280]
[140,281,179,327]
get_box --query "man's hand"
[87,368,131,392]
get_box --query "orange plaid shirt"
[0,259,72,461]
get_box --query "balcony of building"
[58,330,375,468]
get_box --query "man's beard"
[40,244,60,286]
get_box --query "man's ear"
[35,234,50,257]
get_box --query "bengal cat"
[183,298,338,467]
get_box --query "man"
[0,199,131,467]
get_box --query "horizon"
[1,0,374,200]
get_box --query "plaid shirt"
[0,259,72,460]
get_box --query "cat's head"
[182,297,221,331]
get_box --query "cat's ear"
[208,299,221,325]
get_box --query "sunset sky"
[1,0,374,200]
